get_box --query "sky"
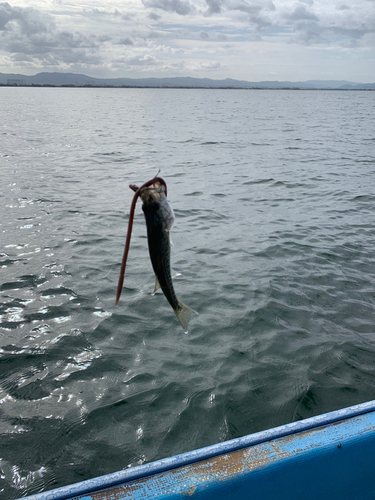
[0,0,374,82]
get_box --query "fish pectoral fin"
[174,301,197,332]
[151,276,161,295]
[152,270,181,294]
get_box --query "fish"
[116,175,194,331]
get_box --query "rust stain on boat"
[84,442,288,499]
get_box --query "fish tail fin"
[175,301,196,332]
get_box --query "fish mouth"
[130,181,165,204]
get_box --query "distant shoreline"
[1,72,373,90]
[1,84,374,91]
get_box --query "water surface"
[1,88,375,498]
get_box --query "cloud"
[0,2,12,30]
[142,0,194,16]
[0,2,100,66]
[97,35,111,43]
[207,0,276,30]
[229,1,264,15]
[280,0,375,46]
[283,4,319,21]
[293,22,325,44]
[53,48,101,65]
[0,0,374,81]
[59,31,97,49]
[148,11,161,20]
[124,53,159,65]
[118,38,134,45]
[225,0,276,16]
[144,30,166,39]
[187,59,221,70]
[0,2,55,35]
[202,60,220,69]
[82,8,122,18]
[205,0,222,15]
[10,52,32,61]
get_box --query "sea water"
[1,88,375,498]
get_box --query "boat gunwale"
[25,399,375,500]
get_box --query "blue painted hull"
[26,400,375,499]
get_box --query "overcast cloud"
[0,0,374,81]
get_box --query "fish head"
[139,181,166,205]
[140,181,174,230]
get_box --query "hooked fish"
[116,176,194,331]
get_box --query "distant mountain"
[339,82,375,90]
[0,72,374,89]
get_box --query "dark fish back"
[142,201,180,311]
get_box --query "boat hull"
[25,400,375,500]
